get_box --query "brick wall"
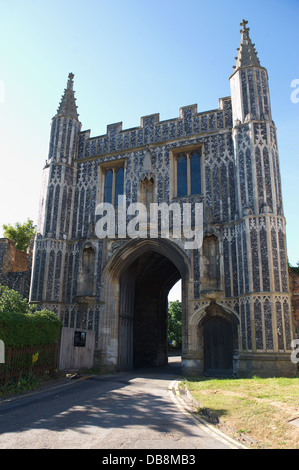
[0,238,32,299]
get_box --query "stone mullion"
[112,168,116,206]
[67,165,78,239]
[260,297,266,351]
[243,128,250,209]
[268,126,278,215]
[250,125,259,215]
[186,152,191,195]
[245,218,254,294]
[256,219,263,293]
[42,241,51,301]
[67,120,76,164]
[69,246,77,304]
[55,165,66,239]
[58,243,67,303]
[228,229,234,298]
[233,128,242,219]
[50,245,57,301]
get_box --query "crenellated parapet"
[77,98,232,160]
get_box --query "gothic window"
[103,165,124,207]
[104,169,113,204]
[190,150,201,195]
[175,148,202,197]
[177,155,188,197]
[114,167,124,207]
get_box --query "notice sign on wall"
[74,331,86,347]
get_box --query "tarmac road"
[0,356,245,451]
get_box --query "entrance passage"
[118,250,181,371]
[203,316,233,376]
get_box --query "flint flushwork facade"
[30,21,297,376]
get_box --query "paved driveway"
[0,357,244,451]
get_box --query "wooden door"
[204,317,233,375]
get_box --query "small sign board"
[74,331,86,347]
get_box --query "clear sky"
[0,0,298,295]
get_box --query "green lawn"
[183,376,299,449]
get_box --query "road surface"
[0,356,244,450]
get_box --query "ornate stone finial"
[240,19,249,32]
[233,19,260,70]
[55,73,79,120]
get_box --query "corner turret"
[230,19,271,125]
[35,73,81,243]
[47,73,81,165]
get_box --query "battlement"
[77,97,232,160]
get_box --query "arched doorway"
[101,238,191,372]
[201,302,238,376]
[203,316,233,375]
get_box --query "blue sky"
[0,0,298,292]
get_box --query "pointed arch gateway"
[99,238,192,371]
[190,301,240,376]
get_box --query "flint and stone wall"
[28,66,296,376]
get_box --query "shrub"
[0,309,62,347]
[0,285,62,347]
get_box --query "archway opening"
[167,280,182,354]
[168,280,181,302]
[117,249,181,371]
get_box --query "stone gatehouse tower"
[30,20,296,377]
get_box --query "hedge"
[0,310,62,347]
[0,284,62,347]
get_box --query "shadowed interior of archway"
[118,250,181,371]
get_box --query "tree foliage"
[2,218,36,252]
[0,285,29,314]
[168,300,182,348]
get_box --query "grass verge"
[183,376,299,449]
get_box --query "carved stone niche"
[140,176,154,211]
[77,242,96,298]
[200,234,221,296]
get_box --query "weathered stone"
[25,21,297,377]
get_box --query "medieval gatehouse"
[29,20,297,377]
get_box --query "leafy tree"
[168,300,182,348]
[0,285,29,314]
[2,219,36,252]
